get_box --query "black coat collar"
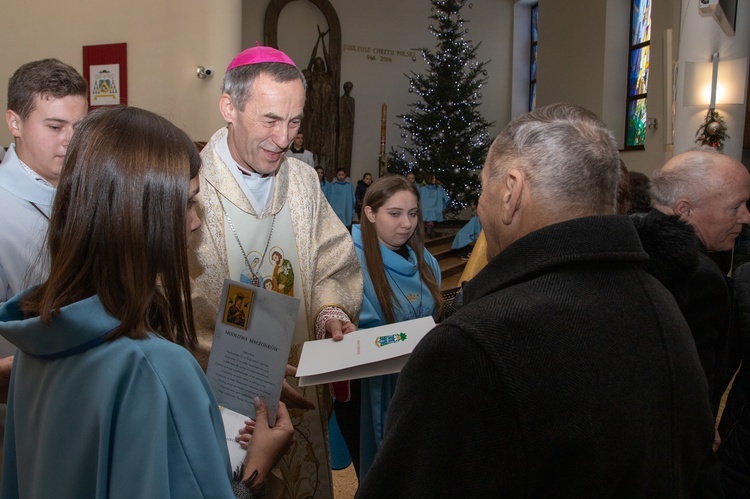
[464,215,648,304]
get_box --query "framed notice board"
[83,43,127,109]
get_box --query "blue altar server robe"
[0,292,236,499]
[328,180,355,226]
[420,184,449,222]
[320,179,331,199]
[451,215,482,249]
[352,225,441,480]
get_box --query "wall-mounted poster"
[90,64,121,106]
[83,43,127,109]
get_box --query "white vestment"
[191,127,362,498]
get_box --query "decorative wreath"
[695,109,729,152]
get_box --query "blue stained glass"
[628,46,649,96]
[626,0,650,148]
[530,45,537,81]
[529,83,536,111]
[531,4,538,43]
[631,0,651,45]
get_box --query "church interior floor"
[333,464,358,498]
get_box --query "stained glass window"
[625,0,651,149]
[529,3,538,111]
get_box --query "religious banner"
[89,64,121,106]
[82,43,128,109]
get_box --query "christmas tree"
[388,0,493,214]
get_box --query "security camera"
[197,66,215,79]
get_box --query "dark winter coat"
[358,215,715,498]
[630,209,699,311]
[718,262,750,497]
[632,209,735,414]
[355,180,369,213]
[691,244,736,413]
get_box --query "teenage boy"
[0,58,88,304]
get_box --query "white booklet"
[219,405,250,476]
[296,316,436,386]
[206,279,299,425]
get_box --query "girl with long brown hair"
[354,175,443,479]
[0,106,291,498]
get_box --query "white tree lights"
[388,0,493,213]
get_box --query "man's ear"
[674,198,692,219]
[501,168,525,225]
[219,94,236,124]
[6,110,21,139]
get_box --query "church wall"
[0,0,241,147]
[4,0,740,181]
[535,0,608,117]
[242,0,514,184]
[673,0,750,161]
[535,0,679,175]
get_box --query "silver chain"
[217,194,275,277]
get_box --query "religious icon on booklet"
[222,285,254,330]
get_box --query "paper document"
[206,279,298,424]
[220,405,249,476]
[296,316,436,386]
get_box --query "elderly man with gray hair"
[648,148,750,415]
[358,103,715,497]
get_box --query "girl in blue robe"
[328,168,356,228]
[420,174,449,237]
[315,166,331,198]
[0,107,292,499]
[406,171,420,194]
[451,199,482,258]
[353,175,444,480]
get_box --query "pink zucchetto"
[226,43,297,71]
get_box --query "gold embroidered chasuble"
[190,127,363,498]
